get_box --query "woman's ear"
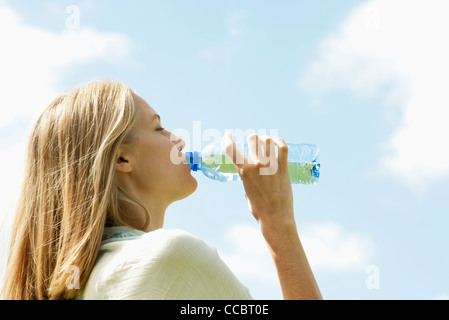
[116,155,132,173]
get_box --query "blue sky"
[1,0,448,299]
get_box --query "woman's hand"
[222,132,294,226]
[222,131,322,300]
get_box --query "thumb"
[245,193,254,214]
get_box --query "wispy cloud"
[0,1,133,288]
[0,3,132,128]
[299,0,449,193]
[220,225,277,284]
[221,221,374,292]
[301,221,375,271]
[198,11,247,64]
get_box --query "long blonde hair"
[1,80,148,299]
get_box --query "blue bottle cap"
[185,151,202,171]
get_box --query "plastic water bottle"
[184,141,320,184]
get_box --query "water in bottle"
[184,141,320,184]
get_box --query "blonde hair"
[1,80,148,299]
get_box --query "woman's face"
[117,94,197,212]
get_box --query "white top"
[80,226,253,300]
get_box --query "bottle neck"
[185,151,202,171]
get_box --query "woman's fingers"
[248,134,273,167]
[259,135,278,175]
[259,135,276,162]
[273,137,288,171]
[223,132,288,177]
[222,131,246,170]
[247,134,261,165]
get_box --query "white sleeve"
[142,229,253,300]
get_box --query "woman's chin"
[187,174,198,195]
[175,174,198,201]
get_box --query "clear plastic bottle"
[184,141,320,184]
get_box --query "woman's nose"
[170,132,185,152]
[178,138,186,152]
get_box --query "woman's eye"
[157,127,165,132]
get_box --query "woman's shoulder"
[146,228,217,256]
[144,228,209,247]
[97,227,221,272]
[82,227,253,299]
[102,227,215,256]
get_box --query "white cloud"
[0,3,132,128]
[221,225,277,285]
[299,0,449,192]
[301,221,374,271]
[221,221,374,287]
[0,1,132,289]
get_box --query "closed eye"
[156,127,165,132]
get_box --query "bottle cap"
[184,151,202,171]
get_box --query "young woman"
[1,80,322,300]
